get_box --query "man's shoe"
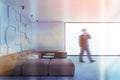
[90,60,95,63]
[80,60,85,63]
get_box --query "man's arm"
[87,34,91,39]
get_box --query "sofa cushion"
[27,54,39,59]
[22,59,50,76]
[0,54,17,76]
[49,59,75,76]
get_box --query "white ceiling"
[1,0,120,22]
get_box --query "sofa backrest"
[54,52,67,58]
[19,49,34,57]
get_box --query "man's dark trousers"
[79,47,93,62]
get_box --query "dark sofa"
[0,49,75,76]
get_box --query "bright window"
[66,23,120,55]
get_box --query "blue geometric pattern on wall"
[2,5,32,54]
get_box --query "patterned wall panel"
[0,2,32,55]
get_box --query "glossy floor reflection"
[0,56,120,80]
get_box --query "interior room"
[0,0,120,80]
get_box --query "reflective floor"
[0,56,120,80]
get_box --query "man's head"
[82,29,87,34]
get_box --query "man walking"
[79,29,95,63]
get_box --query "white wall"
[2,0,120,22]
[1,0,100,22]
[32,22,65,51]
